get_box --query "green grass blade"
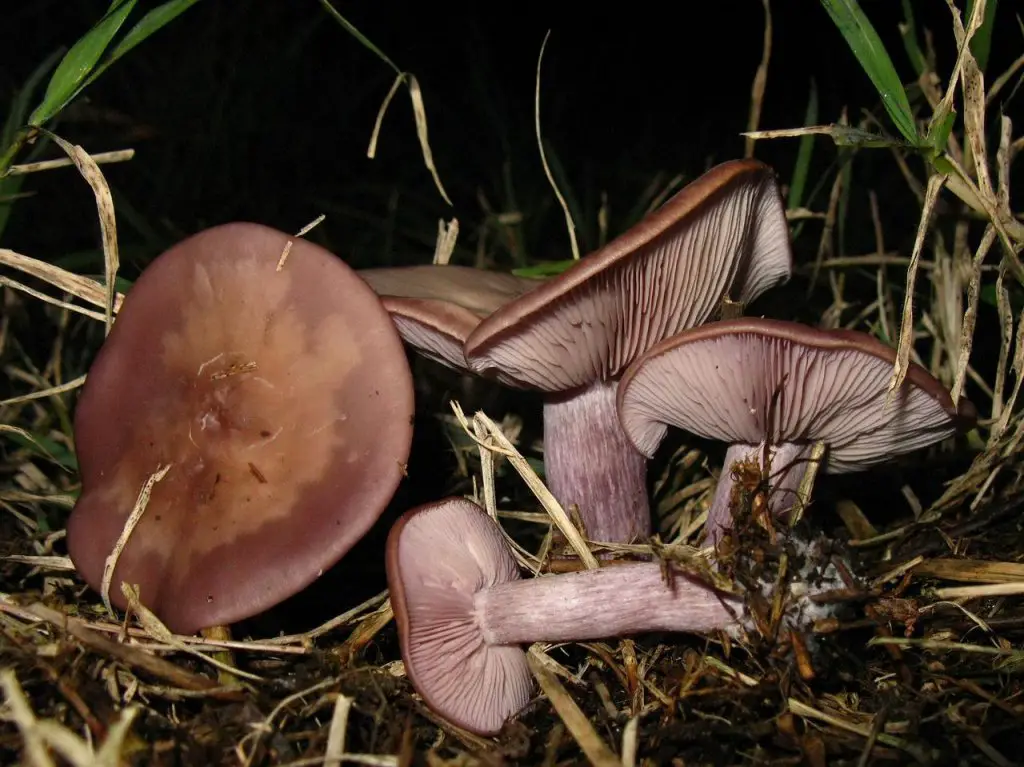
[317,0,399,74]
[966,0,999,71]
[0,49,65,235]
[541,138,589,254]
[28,1,138,126]
[78,0,205,93]
[512,259,577,278]
[788,79,818,211]
[820,0,921,146]
[899,0,927,77]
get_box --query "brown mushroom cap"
[359,265,539,372]
[464,159,793,391]
[67,222,415,634]
[386,497,532,736]
[617,318,974,472]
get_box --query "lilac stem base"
[543,381,650,545]
[475,562,741,645]
[704,441,813,546]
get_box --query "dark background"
[4,0,1017,274]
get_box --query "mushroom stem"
[705,441,813,545]
[475,563,741,645]
[542,380,650,546]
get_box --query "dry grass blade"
[5,148,134,176]
[432,217,459,265]
[0,374,87,408]
[0,669,54,767]
[868,637,1022,660]
[620,715,639,767]
[5,600,240,697]
[787,441,825,528]
[951,225,997,402]
[237,678,337,767]
[1,667,141,767]
[526,646,621,767]
[934,582,1024,599]
[534,30,579,261]
[450,402,598,569]
[946,0,992,196]
[100,463,172,617]
[470,412,539,572]
[323,693,352,767]
[788,698,929,760]
[41,131,120,334]
[702,656,758,687]
[262,589,390,647]
[366,72,452,206]
[121,583,264,683]
[0,274,108,322]
[912,558,1024,583]
[888,172,946,396]
[2,554,75,570]
[0,248,124,316]
[744,0,772,159]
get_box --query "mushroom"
[67,222,415,634]
[616,318,977,544]
[463,160,793,546]
[357,264,539,371]
[386,496,744,735]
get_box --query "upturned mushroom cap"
[464,160,793,391]
[386,497,532,736]
[617,318,975,471]
[67,222,415,634]
[359,265,539,371]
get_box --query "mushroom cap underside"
[464,159,794,392]
[360,265,540,373]
[386,497,532,736]
[617,317,973,472]
[67,222,415,634]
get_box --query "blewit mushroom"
[67,222,415,634]
[357,264,539,371]
[386,496,744,735]
[616,318,977,544]
[463,160,793,546]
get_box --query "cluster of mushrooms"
[66,160,976,736]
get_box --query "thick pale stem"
[543,381,650,544]
[475,563,741,645]
[705,441,813,545]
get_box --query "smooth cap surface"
[617,318,974,471]
[464,160,793,391]
[386,497,532,736]
[360,265,538,371]
[68,222,415,633]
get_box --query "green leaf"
[820,0,921,146]
[28,1,138,126]
[966,0,999,71]
[77,0,205,94]
[927,109,956,155]
[0,49,63,234]
[0,429,78,471]
[317,0,399,74]
[788,79,818,212]
[512,259,577,278]
[899,0,927,77]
